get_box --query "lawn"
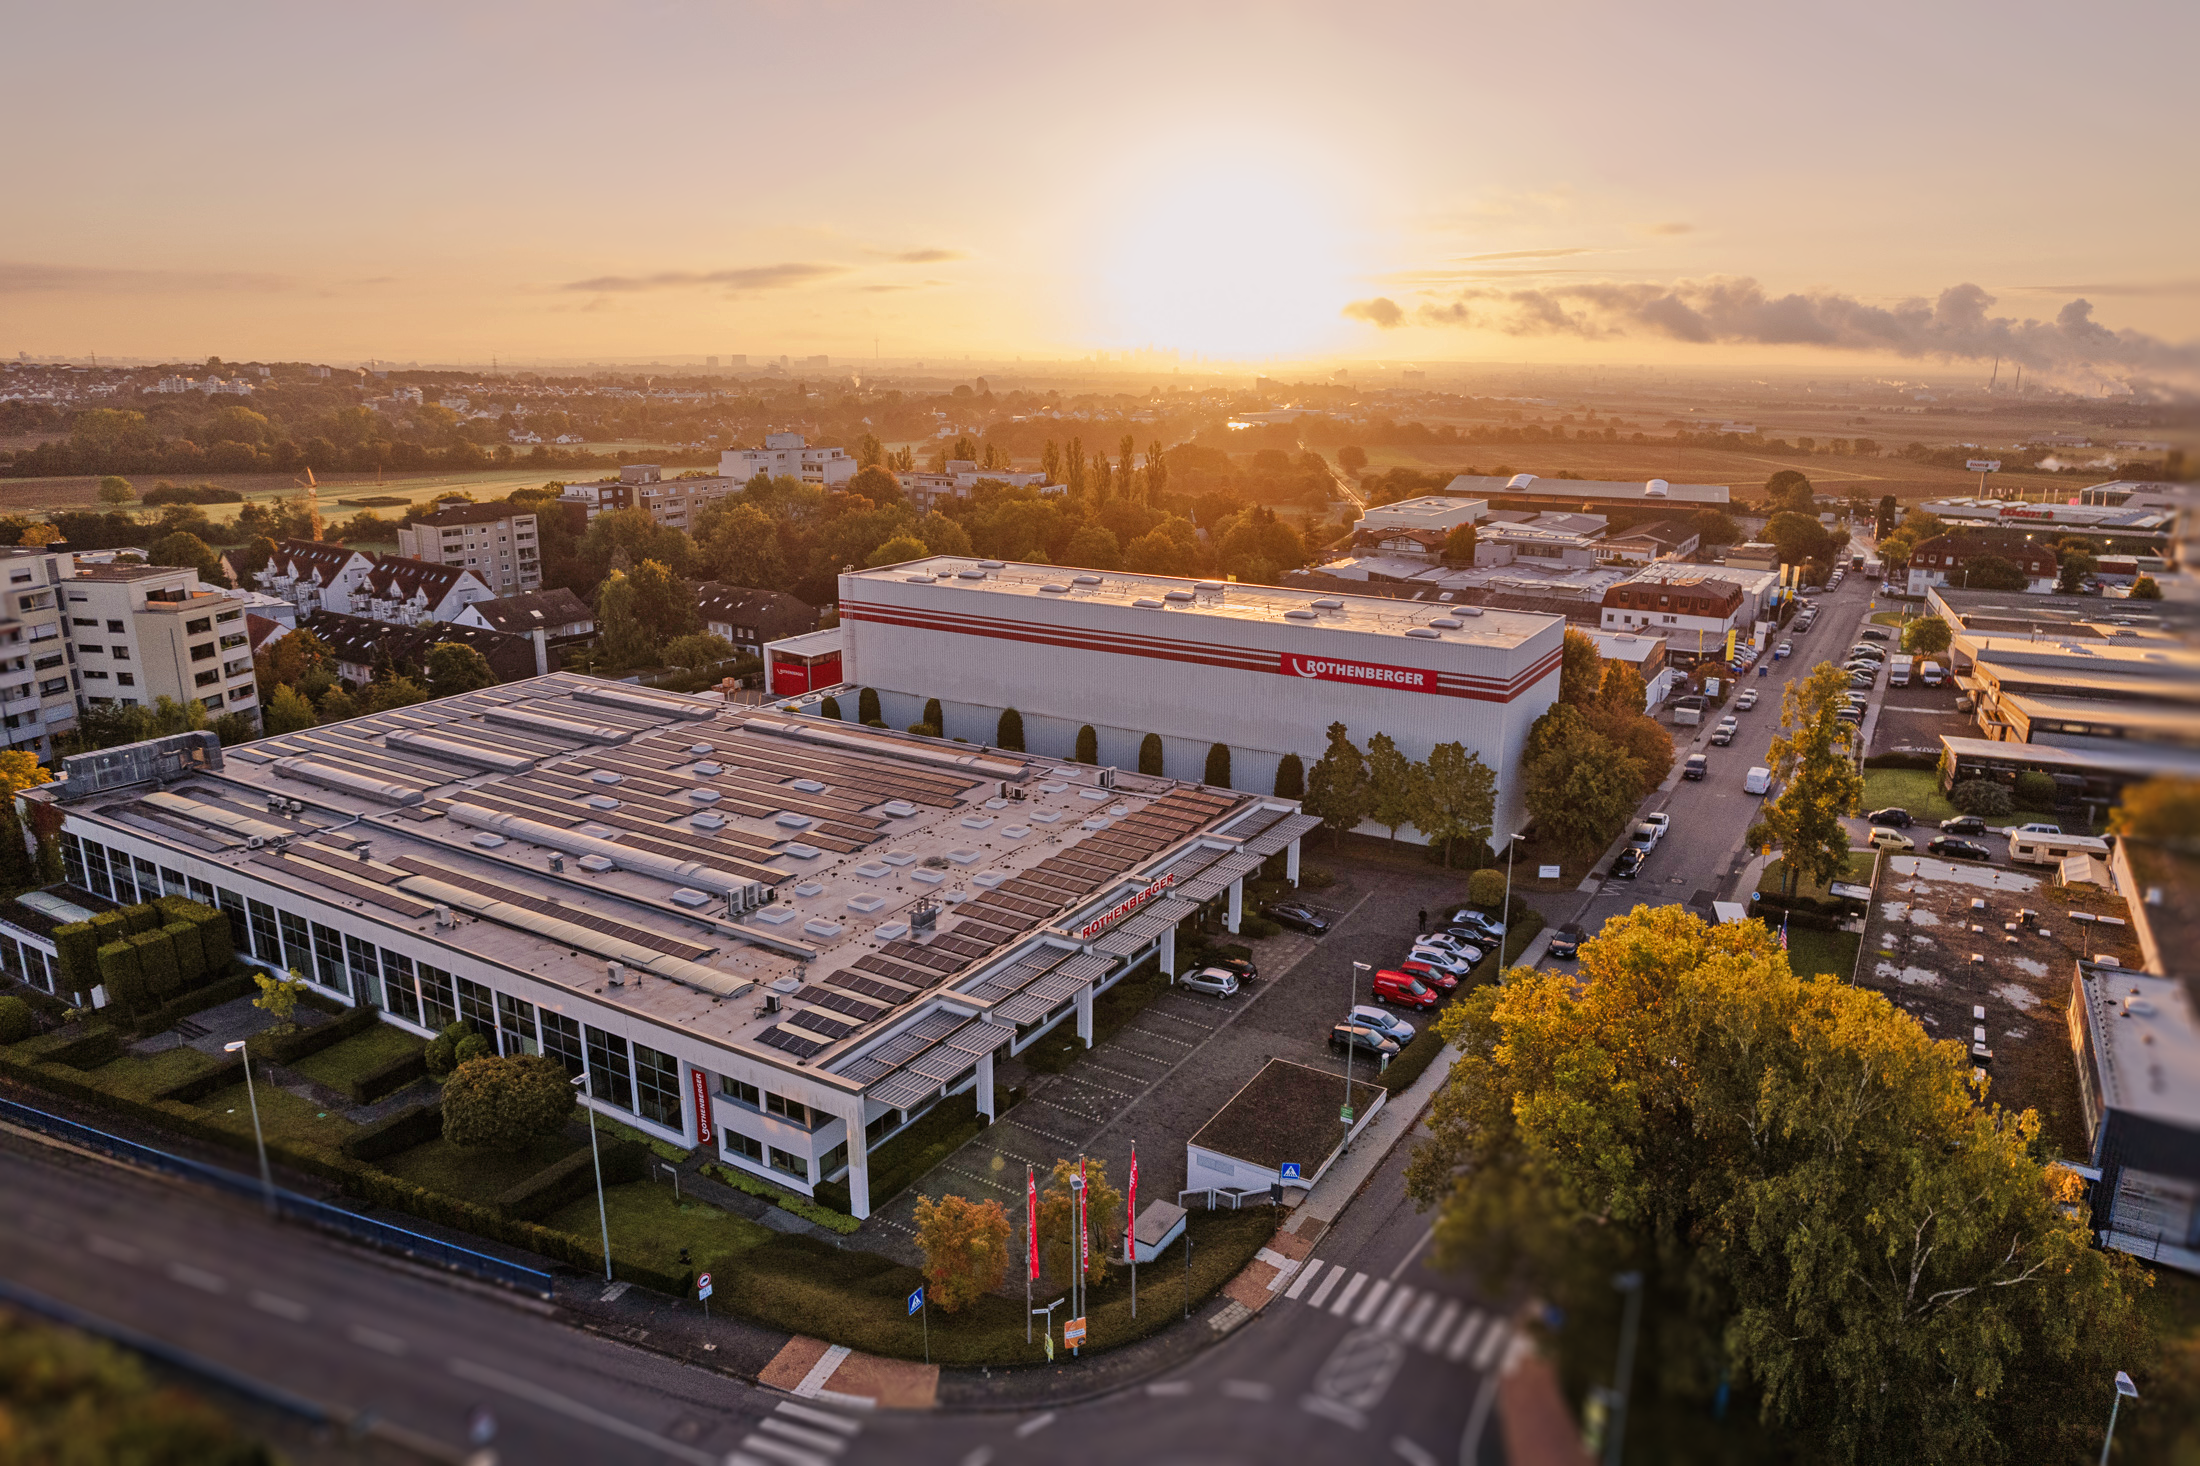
[289,1023,423,1091]
[1785,926,1862,982]
[1758,851,1875,903]
[379,1133,581,1207]
[193,1080,358,1149]
[1860,767,1961,825]
[83,1045,219,1101]
[542,1178,773,1288]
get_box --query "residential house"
[302,611,546,687]
[64,563,258,730]
[1906,531,2059,597]
[451,588,597,653]
[696,584,820,658]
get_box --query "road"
[1549,560,1880,955]
[849,1124,1513,1466]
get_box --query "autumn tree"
[262,684,316,735]
[1418,742,1496,868]
[595,569,655,668]
[1597,661,1648,718]
[1761,468,1814,513]
[442,1054,575,1152]
[1748,662,1863,897]
[1364,733,1424,844]
[1900,615,1951,655]
[0,750,53,800]
[913,1192,1013,1313]
[2130,575,2162,600]
[865,533,929,568]
[97,475,134,505]
[1520,703,1643,859]
[1063,524,1122,571]
[662,632,734,670]
[1963,554,2029,591]
[1441,523,1477,565]
[1302,722,1371,845]
[695,501,790,591]
[1038,1158,1124,1289]
[1407,905,2150,1463]
[423,642,498,696]
[2109,777,2200,845]
[1557,627,1606,707]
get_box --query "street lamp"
[1343,961,1370,1123]
[1498,829,1527,968]
[222,1040,273,1216]
[1603,1270,1645,1466]
[2100,1370,2139,1466]
[572,1072,612,1282]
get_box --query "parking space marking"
[1079,1060,1161,1086]
[249,1290,310,1323]
[1120,1026,1198,1050]
[167,1262,226,1294]
[86,1234,143,1264]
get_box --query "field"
[0,466,586,522]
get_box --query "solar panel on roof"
[788,1010,859,1041]
[756,1026,826,1059]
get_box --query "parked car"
[1371,969,1441,1009]
[1867,807,1913,827]
[1203,955,1258,982]
[1938,815,1987,835]
[1179,967,1241,997]
[1546,922,1586,959]
[1348,1005,1416,1045]
[1682,753,1709,781]
[1926,837,1990,861]
[1710,719,1738,746]
[1775,641,1793,659]
[1447,909,1506,941]
[1329,1022,1403,1059]
[1849,646,1886,662]
[2015,822,2063,836]
[1836,707,1864,724]
[1641,812,1671,839]
[1744,766,1772,795]
[1612,847,1645,879]
[1264,902,1330,935]
[1415,933,1484,965]
[1735,688,1759,711]
[1859,627,1890,642]
[1399,955,1464,991]
[1868,828,1916,853]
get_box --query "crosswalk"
[1281,1260,1512,1367]
[729,1400,863,1466]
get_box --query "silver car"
[1179,966,1241,997]
[1348,1004,1416,1045]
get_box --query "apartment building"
[557,464,738,528]
[395,503,542,595]
[64,564,258,730]
[721,433,856,488]
[0,547,82,757]
[256,541,494,628]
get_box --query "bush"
[705,1162,864,1234]
[1865,751,1941,771]
[997,707,1025,751]
[858,687,881,724]
[51,922,100,999]
[443,1054,575,1152]
[1274,753,1305,800]
[0,995,36,1044]
[1951,779,2015,816]
[96,942,146,1015]
[907,722,942,737]
[1465,868,1508,908]
[248,1000,376,1065]
[131,969,253,1037]
[151,1056,244,1104]
[1237,913,1281,940]
[163,922,206,985]
[1204,742,1233,788]
[343,1099,444,1162]
[46,1028,123,1070]
[923,697,943,729]
[1138,733,1164,775]
[455,1030,492,1065]
[131,929,180,998]
[493,1137,647,1220]
[1379,1029,1446,1093]
[423,1021,470,1077]
[2015,770,2057,809]
[817,695,841,721]
[1074,725,1098,764]
[346,1046,429,1105]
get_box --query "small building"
[1906,531,2059,598]
[764,627,843,698]
[696,584,820,658]
[900,462,1058,512]
[1357,495,1486,536]
[1584,630,1670,703]
[1185,1058,1387,1203]
[1600,576,1746,646]
[557,465,740,528]
[1723,542,1781,571]
[1602,519,1701,566]
[452,588,597,652]
[2068,943,2200,1273]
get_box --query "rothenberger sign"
[1280,653,1433,693]
[1073,873,1178,941]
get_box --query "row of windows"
[0,932,58,993]
[716,1075,827,1130]
[60,832,688,1134]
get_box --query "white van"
[2008,830,2110,866]
[1889,655,1913,687]
[1919,660,1944,686]
[1744,766,1772,795]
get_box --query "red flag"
[1078,1157,1089,1278]
[1127,1144,1139,1260]
[1026,1165,1039,1281]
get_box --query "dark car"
[1867,807,1912,828]
[1938,815,1987,835]
[1859,627,1891,642]
[1546,922,1586,959]
[1264,902,1329,935]
[1683,753,1708,781]
[1329,1022,1403,1059]
[1611,847,1644,879]
[1927,837,1990,861]
[1205,955,1258,983]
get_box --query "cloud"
[1641,221,1695,236]
[1343,297,1406,328]
[0,261,289,293]
[1451,247,1603,262]
[561,262,849,293]
[1382,275,2200,386]
[875,248,966,264]
[2013,279,2200,298]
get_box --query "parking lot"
[856,850,1478,1259]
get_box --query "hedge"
[1378,1029,1447,1094]
[121,904,159,936]
[43,1027,123,1070]
[130,929,180,999]
[164,922,206,985]
[704,1162,865,1235]
[51,922,100,998]
[95,942,144,1015]
[344,1100,446,1162]
[1864,751,1940,771]
[249,1001,378,1065]
[345,1047,429,1105]
[493,1137,648,1221]
[130,968,254,1038]
[151,1055,245,1104]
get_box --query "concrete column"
[1160,926,1176,982]
[845,1106,872,1219]
[976,1052,996,1121]
[1286,838,1301,887]
[1075,982,1095,1047]
[1226,876,1243,935]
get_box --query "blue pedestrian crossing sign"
[908,1285,925,1315]
[1280,1162,1302,1182]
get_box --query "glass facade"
[312,923,349,999]
[496,991,538,1056]
[540,1010,584,1077]
[632,1041,681,1130]
[583,1025,632,1109]
[380,950,419,1025]
[418,964,457,1030]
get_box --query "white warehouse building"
[826,558,1566,840]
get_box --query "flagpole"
[1129,1140,1139,1320]
[1026,1163,1036,1345]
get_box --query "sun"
[1087,159,1358,361]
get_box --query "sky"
[6,0,2197,387]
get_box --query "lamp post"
[2100,1370,2139,1465]
[1343,961,1370,1123]
[1498,829,1526,968]
[1604,1270,1645,1466]
[573,1072,612,1282]
[222,1040,274,1216]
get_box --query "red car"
[1396,958,1460,993]
[1370,969,1440,1010]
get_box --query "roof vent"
[1507,473,1537,490]
[1073,574,1103,585]
[1134,597,1164,609]
[978,560,1005,570]
[1040,583,1068,593]
[1312,597,1343,610]
[1457,606,1485,617]
[1645,478,1669,497]
[1164,589,1194,603]
[471,833,507,849]
[906,574,933,582]
[1284,608,1318,621]
[957,569,986,580]
[1429,617,1462,629]
[590,770,622,785]
[1405,626,1441,638]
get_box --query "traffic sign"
[697,1272,712,1299]
[908,1285,925,1316]
[1064,1315,1087,1347]
[1279,1162,1302,1182]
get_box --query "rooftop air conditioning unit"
[763,992,782,1013]
[246,835,265,850]
[434,903,454,928]
[607,961,626,986]
[1097,767,1116,790]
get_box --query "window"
[633,1042,681,1129]
[456,975,496,1035]
[418,964,456,1029]
[187,876,215,907]
[191,643,215,661]
[228,687,253,704]
[194,671,220,688]
[312,923,349,998]
[380,950,420,1024]
[540,1010,583,1077]
[60,832,84,888]
[345,935,381,1008]
[725,1132,763,1163]
[117,674,134,686]
[105,619,123,633]
[82,670,108,681]
[111,646,128,659]
[583,1026,633,1108]
[819,1141,849,1180]
[246,899,280,964]
[279,911,311,982]
[496,990,538,1056]
[719,1076,760,1108]
[217,890,248,949]
[159,866,184,896]
[768,1147,809,1182]
[185,617,212,635]
[71,617,96,628]
[764,1091,811,1128]
[215,609,241,624]
[866,1111,897,1144]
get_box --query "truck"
[1919,659,1944,686]
[1889,654,1913,687]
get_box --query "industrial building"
[22,681,1315,1218]
[1437,472,1730,514]
[819,557,1564,838]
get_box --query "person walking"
[1417,908,1428,934]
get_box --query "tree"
[1963,554,2029,591]
[0,1308,271,1465]
[1440,523,1477,565]
[1123,528,1188,575]
[663,632,735,671]
[1900,615,1951,655]
[1338,445,1368,474]
[1419,742,1496,868]
[1145,439,1167,500]
[211,711,257,746]
[1687,508,1741,546]
[922,697,944,730]
[848,464,903,507]
[1038,1157,1124,1289]
[2056,550,2095,595]
[0,750,53,799]
[1598,661,1648,718]
[2130,575,2163,600]
[97,475,134,505]
[1074,724,1098,764]
[1521,703,1643,859]
[1202,742,1232,788]
[442,1054,576,1152]
[262,683,317,735]
[1875,494,1898,540]
[595,570,655,668]
[19,523,61,548]
[1302,723,1371,845]
[1762,468,1814,513]
[1138,733,1163,775]
[1063,524,1122,571]
[912,1192,1012,1313]
[997,708,1025,751]
[695,501,790,591]
[1406,905,2150,1464]
[147,531,225,585]
[250,969,307,1036]
[817,695,842,721]
[364,675,430,713]
[1762,511,1836,568]
[1951,779,2014,816]
[423,641,498,696]
[864,534,929,568]
[1274,752,1305,800]
[2109,777,2200,844]
[1747,663,1863,897]
[1557,627,1606,708]
[1363,733,1424,843]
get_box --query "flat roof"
[843,556,1557,652]
[1939,733,2200,778]
[39,674,1298,1102]
[1188,1057,1385,1172]
[2073,962,2200,1130]
[1441,473,1730,505]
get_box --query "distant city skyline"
[5,0,2195,390]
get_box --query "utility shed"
[1185,1057,1385,1201]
